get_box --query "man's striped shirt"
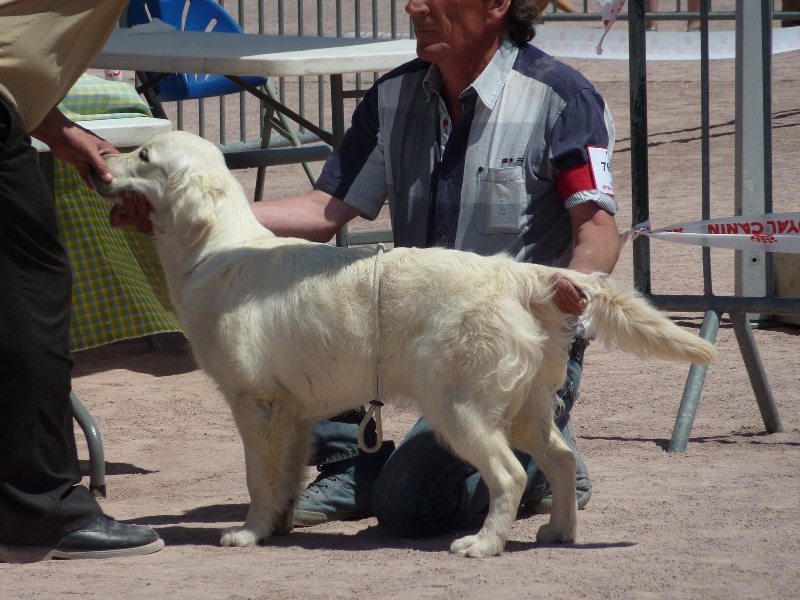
[315,36,617,267]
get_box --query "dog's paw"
[535,521,576,545]
[220,526,262,547]
[450,533,504,558]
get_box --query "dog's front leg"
[220,397,311,547]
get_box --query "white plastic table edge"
[92,29,419,78]
[32,116,173,153]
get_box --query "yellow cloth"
[53,74,181,352]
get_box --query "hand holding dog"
[109,193,153,235]
[551,273,588,315]
[31,107,119,188]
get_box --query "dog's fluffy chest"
[173,246,383,405]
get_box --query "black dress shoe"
[0,515,164,562]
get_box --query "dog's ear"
[166,171,224,247]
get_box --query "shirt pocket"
[475,166,526,235]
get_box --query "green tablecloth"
[54,74,180,352]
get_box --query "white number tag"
[588,146,614,198]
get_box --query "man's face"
[405,0,504,65]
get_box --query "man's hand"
[31,107,118,188]
[32,108,154,235]
[550,272,588,315]
[109,192,154,235]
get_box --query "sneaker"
[523,418,593,514]
[0,515,164,563]
[293,441,395,527]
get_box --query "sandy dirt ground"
[3,8,800,600]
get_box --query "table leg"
[71,391,107,498]
[331,73,350,247]
[330,74,347,147]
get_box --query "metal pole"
[699,0,712,294]
[729,312,784,433]
[71,392,107,498]
[734,0,773,321]
[628,0,651,294]
[668,309,721,453]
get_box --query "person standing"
[0,0,163,562]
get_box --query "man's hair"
[506,0,541,44]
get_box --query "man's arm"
[566,201,620,275]
[250,189,360,243]
[552,201,620,315]
[111,185,360,242]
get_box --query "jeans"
[308,339,587,538]
[308,408,377,467]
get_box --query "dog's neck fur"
[153,170,273,306]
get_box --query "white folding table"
[92,29,418,146]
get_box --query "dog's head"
[93,131,236,247]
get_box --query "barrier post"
[730,312,784,433]
[669,309,721,453]
[628,0,651,294]
[734,0,774,322]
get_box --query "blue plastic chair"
[124,0,330,197]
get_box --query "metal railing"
[624,0,799,452]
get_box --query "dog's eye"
[139,149,150,162]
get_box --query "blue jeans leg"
[307,407,377,467]
[371,349,585,539]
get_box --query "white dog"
[93,131,716,557]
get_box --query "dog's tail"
[560,272,717,365]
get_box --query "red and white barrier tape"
[622,213,800,253]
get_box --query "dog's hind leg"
[510,394,578,544]
[427,399,527,558]
[220,396,312,547]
